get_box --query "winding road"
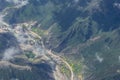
[29,29,74,80]
[47,50,74,80]
[0,6,74,80]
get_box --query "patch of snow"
[96,53,103,62]
[90,36,101,41]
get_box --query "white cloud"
[6,0,29,8]
[2,47,20,60]
[6,0,20,4]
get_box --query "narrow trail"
[30,30,74,80]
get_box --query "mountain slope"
[0,0,120,80]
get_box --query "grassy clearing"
[31,27,45,36]
[62,56,83,75]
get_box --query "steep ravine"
[0,6,77,80]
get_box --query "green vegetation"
[60,64,70,77]
[0,64,53,80]
[2,0,120,80]
[62,56,83,75]
[31,27,44,36]
[5,0,55,30]
[0,42,2,47]
[25,51,35,59]
[68,59,83,75]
